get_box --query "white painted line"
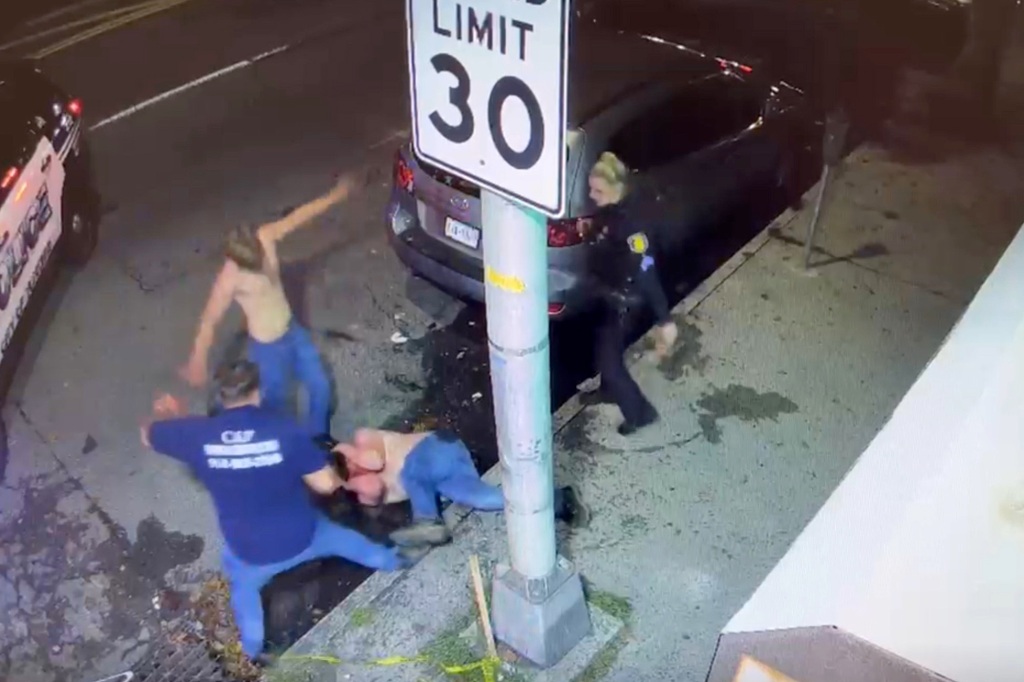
[368,129,410,149]
[88,43,291,130]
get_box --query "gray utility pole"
[481,190,591,668]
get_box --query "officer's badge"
[627,232,649,255]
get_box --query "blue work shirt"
[149,405,326,565]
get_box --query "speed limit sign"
[406,0,570,217]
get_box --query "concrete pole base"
[491,555,592,669]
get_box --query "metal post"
[481,189,591,668]
[803,164,831,269]
[481,189,556,579]
[804,108,850,270]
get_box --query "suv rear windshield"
[608,75,763,172]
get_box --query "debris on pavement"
[391,331,409,344]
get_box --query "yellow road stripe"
[30,0,194,59]
[1,0,172,53]
[24,0,121,27]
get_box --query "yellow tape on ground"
[280,652,503,679]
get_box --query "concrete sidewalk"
[275,143,1024,682]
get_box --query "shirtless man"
[179,176,355,442]
[333,427,590,547]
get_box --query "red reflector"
[548,303,566,316]
[1,166,18,191]
[738,63,753,74]
[394,151,414,193]
[547,217,586,248]
[68,99,82,115]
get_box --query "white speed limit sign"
[406,0,570,217]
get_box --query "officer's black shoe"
[555,485,591,528]
[617,411,659,436]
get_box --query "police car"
[0,60,100,474]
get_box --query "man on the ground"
[333,427,590,548]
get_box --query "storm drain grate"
[131,625,232,682]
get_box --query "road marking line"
[89,44,291,130]
[24,0,121,27]
[30,0,193,59]
[0,0,169,53]
[368,129,410,149]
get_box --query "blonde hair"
[590,151,629,197]
[224,224,265,272]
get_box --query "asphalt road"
[0,0,888,680]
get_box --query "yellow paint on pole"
[485,266,526,294]
[30,0,194,59]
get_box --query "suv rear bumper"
[386,197,595,319]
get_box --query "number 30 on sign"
[406,0,570,217]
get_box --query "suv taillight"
[394,151,414,193]
[1,166,18,192]
[547,217,589,248]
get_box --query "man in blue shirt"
[141,360,416,662]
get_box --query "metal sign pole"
[482,189,591,668]
[804,108,850,270]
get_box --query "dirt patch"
[694,384,799,444]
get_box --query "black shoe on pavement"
[617,410,659,436]
[556,485,591,528]
[389,520,452,548]
[313,433,339,452]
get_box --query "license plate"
[444,217,480,249]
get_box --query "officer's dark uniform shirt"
[591,193,671,323]
[149,405,326,565]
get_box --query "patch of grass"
[576,584,634,682]
[419,615,480,680]
[348,607,375,629]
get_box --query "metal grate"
[131,625,232,682]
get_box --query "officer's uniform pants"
[595,306,657,426]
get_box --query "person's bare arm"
[303,465,346,496]
[180,261,237,385]
[258,175,356,244]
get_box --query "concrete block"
[491,557,592,668]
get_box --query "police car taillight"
[1,166,18,192]
[67,99,82,116]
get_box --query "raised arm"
[179,261,237,387]
[258,175,356,243]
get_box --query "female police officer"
[580,152,678,435]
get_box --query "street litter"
[391,331,409,344]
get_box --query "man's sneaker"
[557,485,591,528]
[313,433,339,452]
[389,520,452,548]
[397,544,432,567]
[249,652,278,669]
